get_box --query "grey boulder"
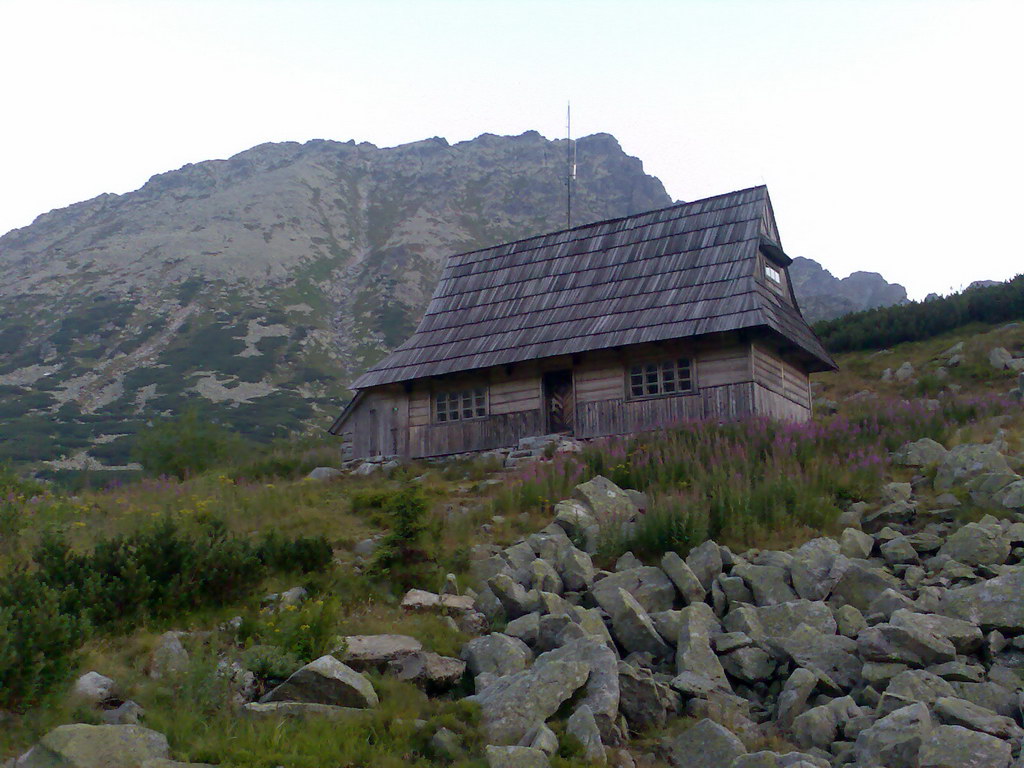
[610,588,672,657]
[16,724,170,768]
[853,702,933,768]
[857,622,956,667]
[935,444,1012,491]
[590,566,676,615]
[667,718,746,768]
[661,551,706,604]
[685,540,724,592]
[386,651,466,690]
[617,661,672,732]
[933,696,1023,741]
[940,569,1024,632]
[572,476,639,524]
[340,634,422,670]
[938,522,1011,567]
[260,655,378,708]
[918,725,1012,768]
[462,633,533,680]
[894,437,948,467]
[484,746,550,768]
[472,656,589,744]
[70,672,118,706]
[540,637,621,743]
[566,704,606,765]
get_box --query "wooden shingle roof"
[352,186,836,389]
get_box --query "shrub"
[370,485,434,588]
[0,514,335,710]
[0,571,88,710]
[0,465,45,498]
[133,409,247,479]
[33,517,266,626]
[240,644,303,687]
[256,530,333,573]
[350,486,402,517]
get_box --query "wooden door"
[543,370,575,434]
[366,408,379,456]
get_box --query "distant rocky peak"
[790,256,909,323]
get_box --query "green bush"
[133,409,247,479]
[370,486,433,587]
[236,595,342,667]
[240,644,303,688]
[0,571,88,709]
[256,530,334,574]
[0,514,334,710]
[33,517,265,626]
[0,464,45,498]
[350,486,402,517]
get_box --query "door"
[543,370,575,434]
[366,408,379,456]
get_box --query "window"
[765,264,782,284]
[629,358,693,399]
[434,387,487,423]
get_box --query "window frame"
[433,385,489,424]
[626,357,696,400]
[765,263,782,284]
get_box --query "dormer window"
[765,264,782,284]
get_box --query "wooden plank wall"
[409,410,544,458]
[346,339,813,458]
[408,388,430,428]
[576,381,755,438]
[349,388,409,458]
[751,342,811,414]
[753,383,811,422]
[575,350,625,404]
[490,368,542,415]
[696,344,751,388]
[407,368,540,427]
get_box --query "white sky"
[1,0,1022,299]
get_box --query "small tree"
[370,485,432,587]
[133,409,243,479]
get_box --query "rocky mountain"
[789,257,909,323]
[0,132,907,471]
[0,132,669,469]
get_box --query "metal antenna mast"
[566,102,576,229]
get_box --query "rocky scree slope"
[449,443,1024,768]
[20,428,1024,768]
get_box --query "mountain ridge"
[0,131,907,471]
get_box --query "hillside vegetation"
[0,132,670,474]
[814,274,1024,353]
[2,316,1023,765]
[0,132,912,474]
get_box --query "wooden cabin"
[329,186,837,460]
